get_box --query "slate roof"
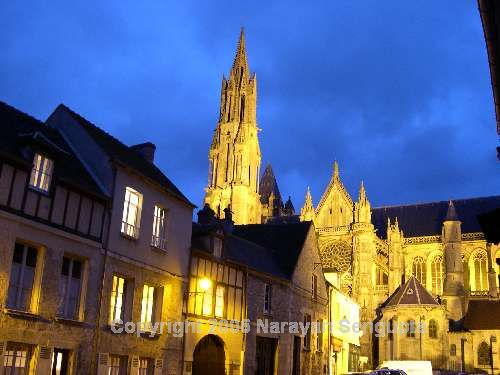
[464,300,500,330]
[372,196,500,238]
[259,164,282,204]
[383,276,439,308]
[233,221,313,279]
[57,104,194,207]
[0,101,106,199]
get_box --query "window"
[471,250,489,291]
[140,284,155,331]
[412,257,426,288]
[263,284,272,314]
[3,342,33,373]
[121,187,142,238]
[303,314,311,350]
[477,342,491,366]
[7,243,38,311]
[152,205,167,250]
[388,319,394,341]
[109,276,127,324]
[312,274,318,300]
[431,255,444,295]
[450,344,457,357]
[57,256,83,320]
[51,348,70,375]
[406,320,416,338]
[109,355,128,375]
[316,319,323,352]
[376,267,389,285]
[213,237,222,258]
[428,319,438,339]
[215,285,225,318]
[139,358,154,375]
[29,153,53,192]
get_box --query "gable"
[315,176,353,228]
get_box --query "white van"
[377,360,433,375]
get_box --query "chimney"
[197,204,216,225]
[130,142,156,163]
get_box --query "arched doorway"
[193,335,225,375]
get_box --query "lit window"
[57,257,83,320]
[51,349,69,375]
[138,358,154,375]
[471,251,489,291]
[29,153,53,192]
[412,256,426,288]
[201,279,214,316]
[215,285,225,318]
[140,284,155,331]
[429,319,438,339]
[376,268,389,285]
[431,255,444,295]
[7,243,38,311]
[406,320,416,338]
[109,276,126,324]
[450,344,457,356]
[263,284,272,314]
[152,205,167,249]
[121,187,142,238]
[3,342,33,373]
[109,355,128,375]
[312,274,318,299]
[316,319,323,352]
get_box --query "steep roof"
[383,276,439,308]
[56,104,194,207]
[464,300,500,330]
[0,101,106,199]
[233,221,313,279]
[372,196,500,238]
[259,164,282,204]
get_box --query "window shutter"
[35,346,53,373]
[97,353,109,375]
[154,358,164,375]
[131,356,140,368]
[0,342,5,373]
[39,346,51,359]
[155,286,165,323]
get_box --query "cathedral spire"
[300,186,315,222]
[231,27,249,78]
[333,160,339,180]
[445,200,459,221]
[358,180,366,201]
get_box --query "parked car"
[372,370,407,375]
[377,361,432,375]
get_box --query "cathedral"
[204,30,500,371]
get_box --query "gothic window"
[477,342,491,366]
[321,241,352,273]
[412,256,426,288]
[406,320,416,338]
[240,96,245,122]
[428,319,438,339]
[375,267,389,285]
[341,273,353,297]
[225,144,230,182]
[450,344,457,356]
[431,255,444,296]
[470,250,488,292]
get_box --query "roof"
[383,276,439,308]
[372,196,500,238]
[259,164,282,204]
[57,104,194,207]
[478,208,500,243]
[464,300,500,330]
[0,101,106,199]
[233,221,313,279]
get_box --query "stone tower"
[204,29,262,224]
[352,181,377,366]
[300,187,315,222]
[442,200,465,321]
[387,217,405,293]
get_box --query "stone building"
[0,101,195,374]
[187,206,329,375]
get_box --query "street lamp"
[198,278,212,292]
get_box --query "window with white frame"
[215,285,225,318]
[3,342,33,373]
[121,187,142,238]
[140,284,155,331]
[138,358,154,375]
[108,355,128,375]
[57,256,83,320]
[29,153,54,192]
[151,205,167,250]
[263,283,272,314]
[7,243,38,311]
[109,275,127,324]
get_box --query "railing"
[121,222,139,239]
[317,225,350,234]
[151,235,167,251]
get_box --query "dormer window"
[29,153,53,192]
[213,237,222,258]
[121,187,142,239]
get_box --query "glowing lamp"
[198,278,212,292]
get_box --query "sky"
[1,0,498,211]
